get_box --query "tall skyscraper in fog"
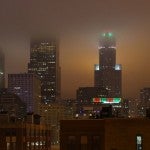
[94,32,122,97]
[0,49,5,89]
[28,39,61,103]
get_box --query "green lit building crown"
[100,32,116,48]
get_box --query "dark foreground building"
[60,118,150,150]
[0,113,51,150]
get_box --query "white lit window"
[136,135,142,150]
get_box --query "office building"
[76,87,109,117]
[40,103,65,145]
[0,88,26,119]
[8,73,41,114]
[28,39,61,103]
[138,87,150,117]
[0,49,5,89]
[63,99,76,120]
[77,87,108,105]
[0,112,51,150]
[60,118,150,150]
[94,32,122,98]
[121,98,129,118]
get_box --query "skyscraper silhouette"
[94,32,122,98]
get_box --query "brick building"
[0,113,51,150]
[60,118,150,150]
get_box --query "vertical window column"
[136,135,142,150]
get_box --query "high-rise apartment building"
[8,73,41,114]
[0,49,5,89]
[28,40,61,103]
[94,32,122,98]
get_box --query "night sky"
[0,0,150,99]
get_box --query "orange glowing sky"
[0,0,150,99]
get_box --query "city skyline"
[0,0,150,99]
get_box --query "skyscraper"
[28,39,61,103]
[94,32,122,98]
[0,49,5,89]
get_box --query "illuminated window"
[94,64,99,71]
[136,135,142,150]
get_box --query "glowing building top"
[99,32,116,49]
[99,32,116,68]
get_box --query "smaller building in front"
[138,87,150,117]
[60,118,150,150]
[8,73,41,114]
[0,112,51,150]
[76,87,121,118]
[0,88,26,119]
[0,49,5,89]
[39,102,65,145]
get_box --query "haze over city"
[0,0,150,99]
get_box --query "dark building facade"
[77,87,108,105]
[138,88,150,117]
[76,87,108,115]
[60,118,150,150]
[63,99,76,120]
[121,98,129,118]
[0,113,51,150]
[8,73,41,114]
[94,32,122,98]
[0,49,5,89]
[0,89,26,119]
[28,40,61,103]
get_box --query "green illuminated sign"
[101,98,107,103]
[113,98,121,103]
[92,98,121,104]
